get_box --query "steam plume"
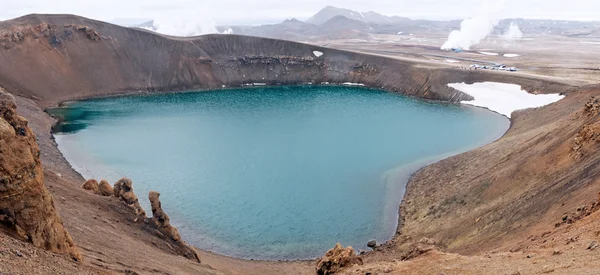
[502,22,523,40]
[441,0,507,50]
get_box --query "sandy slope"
[1,14,600,275]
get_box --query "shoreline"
[0,14,582,273]
[46,84,511,262]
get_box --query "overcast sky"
[2,0,600,25]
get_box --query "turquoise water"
[49,86,509,260]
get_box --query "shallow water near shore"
[49,85,509,260]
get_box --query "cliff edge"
[0,86,81,261]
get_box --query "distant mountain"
[320,15,373,32]
[130,20,156,31]
[131,5,600,42]
[306,6,408,25]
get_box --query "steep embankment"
[352,86,600,274]
[0,87,80,260]
[0,13,591,274]
[395,85,600,254]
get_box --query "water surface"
[50,86,509,260]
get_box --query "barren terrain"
[0,13,599,275]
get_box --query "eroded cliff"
[0,86,81,261]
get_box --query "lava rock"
[316,243,363,275]
[367,240,377,248]
[98,180,113,196]
[81,179,99,194]
[148,191,201,263]
[0,87,81,261]
[588,241,599,250]
[113,177,146,218]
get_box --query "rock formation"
[400,238,439,260]
[97,180,113,196]
[0,23,101,50]
[584,97,600,117]
[316,243,362,275]
[572,97,600,158]
[0,87,81,261]
[556,192,600,227]
[81,179,99,194]
[148,191,201,262]
[79,177,200,262]
[113,177,146,219]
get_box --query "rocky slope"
[0,86,81,261]
[0,13,597,274]
[336,84,600,274]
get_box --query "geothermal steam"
[502,22,523,40]
[441,16,500,50]
[441,0,508,50]
[151,17,218,36]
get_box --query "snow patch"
[313,51,323,57]
[503,54,520,57]
[478,51,499,56]
[445,59,460,63]
[342,82,365,86]
[448,82,564,118]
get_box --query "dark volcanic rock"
[0,86,81,261]
[367,240,377,248]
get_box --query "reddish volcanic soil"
[1,14,600,275]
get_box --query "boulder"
[0,87,81,261]
[113,177,146,218]
[148,191,181,242]
[98,180,113,196]
[148,191,200,262]
[81,179,99,194]
[113,179,121,197]
[316,243,362,275]
[367,240,377,248]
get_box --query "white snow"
[313,51,323,57]
[445,59,460,63]
[359,12,365,18]
[503,54,520,57]
[478,51,499,56]
[342,82,365,86]
[397,32,404,35]
[253,83,267,86]
[448,82,564,118]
